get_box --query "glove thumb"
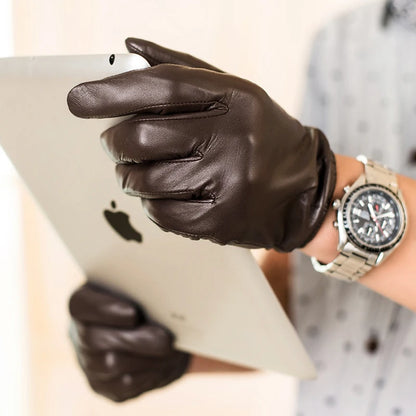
[125,37,223,72]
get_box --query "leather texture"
[69,283,190,402]
[67,38,336,252]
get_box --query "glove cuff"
[275,127,336,252]
[298,127,337,250]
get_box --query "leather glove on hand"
[67,38,336,252]
[69,283,190,402]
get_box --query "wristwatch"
[311,155,407,282]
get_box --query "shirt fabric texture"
[292,2,416,415]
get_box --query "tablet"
[0,54,316,378]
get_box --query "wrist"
[301,154,363,263]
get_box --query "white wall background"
[3,0,374,415]
[13,0,371,114]
[0,1,29,415]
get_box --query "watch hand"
[376,212,395,219]
[368,203,376,219]
[368,203,384,234]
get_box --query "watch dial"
[343,185,405,251]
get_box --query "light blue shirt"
[292,2,416,415]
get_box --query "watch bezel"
[341,184,406,253]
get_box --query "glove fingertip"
[67,83,94,119]
[125,37,138,53]
[139,324,175,356]
[69,283,144,328]
[125,37,161,67]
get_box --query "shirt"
[292,2,416,415]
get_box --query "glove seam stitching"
[93,100,228,120]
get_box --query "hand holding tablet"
[67,38,337,253]
[69,283,190,402]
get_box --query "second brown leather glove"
[67,39,336,252]
[69,283,190,402]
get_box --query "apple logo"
[103,200,143,243]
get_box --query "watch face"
[342,184,406,252]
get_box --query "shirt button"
[365,334,380,354]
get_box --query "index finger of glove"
[125,37,223,72]
[67,64,227,119]
[69,283,143,329]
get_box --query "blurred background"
[1,0,373,414]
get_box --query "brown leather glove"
[69,283,190,402]
[67,38,336,252]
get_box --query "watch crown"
[356,154,368,164]
[343,186,351,193]
[332,199,341,210]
